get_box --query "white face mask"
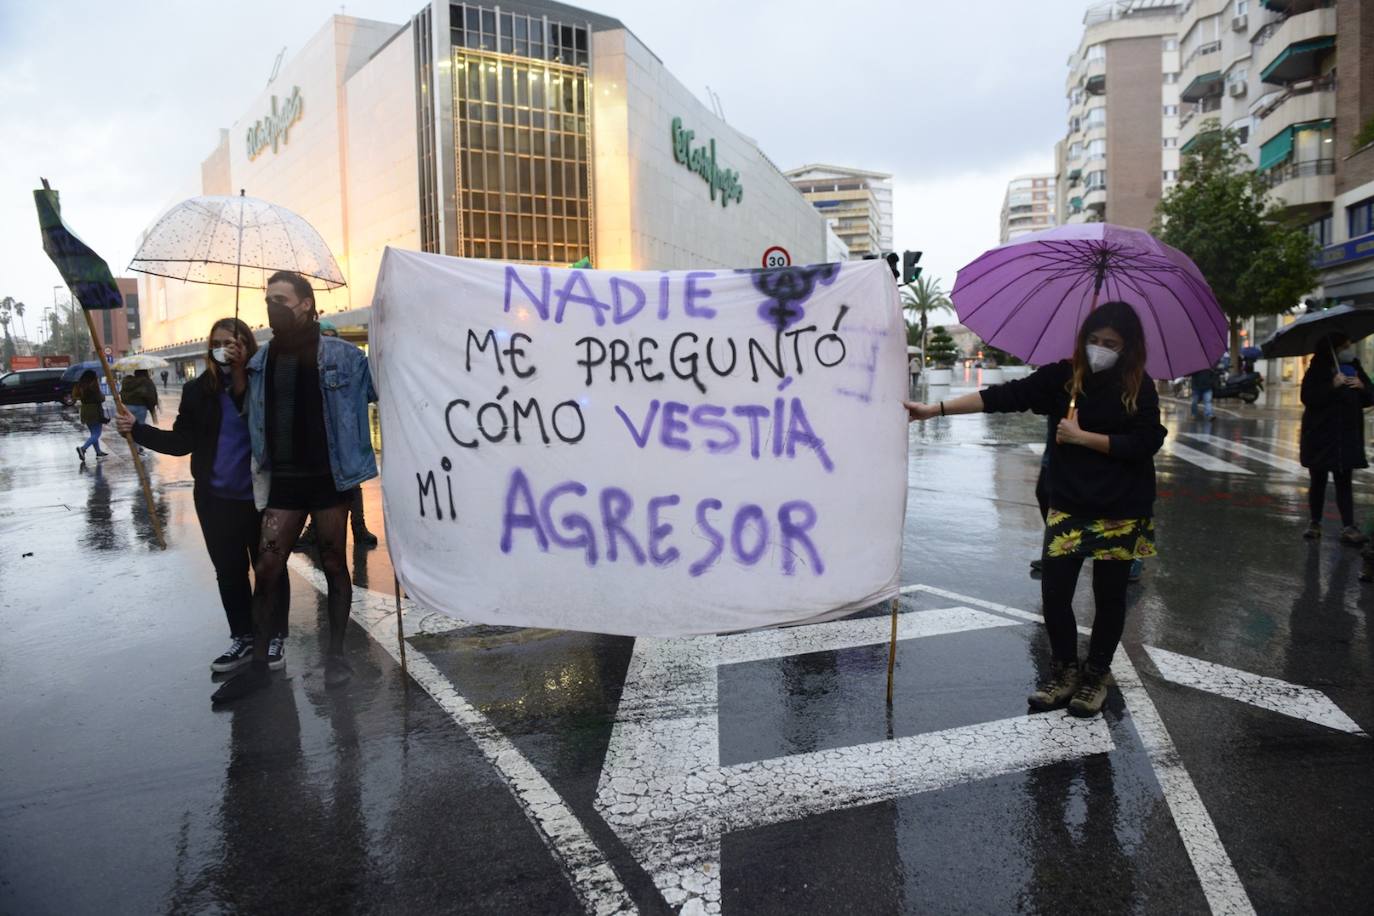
[1338,347,1356,363]
[211,347,230,366]
[1085,344,1119,373]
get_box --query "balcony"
[1254,79,1336,147]
[1260,158,1334,216]
[1083,186,1107,212]
[1257,6,1336,85]
[1082,57,1106,95]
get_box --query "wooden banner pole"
[394,573,408,675]
[886,596,899,706]
[83,308,165,548]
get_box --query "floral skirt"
[1043,508,1157,561]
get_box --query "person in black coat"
[1300,333,1373,544]
[905,302,1166,719]
[115,318,290,673]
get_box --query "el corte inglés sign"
[246,86,304,160]
[671,117,743,208]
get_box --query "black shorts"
[267,474,350,512]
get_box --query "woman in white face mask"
[1299,333,1372,545]
[903,301,1166,718]
[114,318,291,674]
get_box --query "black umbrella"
[1259,304,1374,359]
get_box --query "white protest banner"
[371,248,907,636]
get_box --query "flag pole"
[886,596,899,705]
[394,573,408,675]
[84,308,165,548]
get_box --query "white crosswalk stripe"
[1177,433,1305,476]
[1163,441,1253,475]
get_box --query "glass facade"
[447,4,594,263]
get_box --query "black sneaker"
[211,665,270,705]
[76,446,87,463]
[1029,557,1044,573]
[1304,522,1322,540]
[267,636,286,671]
[354,529,379,547]
[324,656,353,688]
[211,636,254,673]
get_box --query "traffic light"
[902,250,923,285]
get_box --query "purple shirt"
[209,390,254,501]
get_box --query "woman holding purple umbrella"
[905,302,1166,718]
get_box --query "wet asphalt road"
[1,380,1372,915]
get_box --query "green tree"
[1155,120,1318,372]
[899,275,950,365]
[927,325,958,367]
[0,297,16,370]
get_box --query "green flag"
[34,185,123,311]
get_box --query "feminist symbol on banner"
[745,263,842,331]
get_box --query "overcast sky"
[0,0,1090,337]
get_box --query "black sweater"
[131,373,243,485]
[980,360,1166,519]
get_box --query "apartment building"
[784,164,894,259]
[1057,0,1182,230]
[999,174,1058,243]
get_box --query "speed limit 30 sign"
[761,245,791,269]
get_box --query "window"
[1084,107,1106,127]
[1164,72,1179,84]
[1085,170,1106,189]
[1163,104,1178,116]
[1350,197,1374,239]
[1306,215,1332,248]
[1164,137,1178,148]
[1163,37,1179,51]
[1235,0,1249,14]
[1086,43,1105,61]
[1068,141,1083,160]
[1084,138,1106,160]
[1163,170,1179,181]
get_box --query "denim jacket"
[245,334,379,509]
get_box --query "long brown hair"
[1067,300,1148,414]
[203,318,258,394]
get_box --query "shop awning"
[1261,37,1335,84]
[1259,127,1293,171]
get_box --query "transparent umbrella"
[128,190,345,321]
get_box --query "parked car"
[0,368,69,406]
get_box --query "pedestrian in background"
[1300,333,1371,544]
[117,318,290,672]
[160,369,169,389]
[1190,364,1215,420]
[119,369,160,426]
[906,301,1165,718]
[73,369,108,462]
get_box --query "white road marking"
[288,557,638,916]
[1177,434,1305,476]
[1164,441,1254,475]
[1145,646,1368,737]
[906,584,1256,916]
[595,603,1110,914]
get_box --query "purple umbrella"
[952,223,1227,380]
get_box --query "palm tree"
[0,298,14,369]
[13,300,27,352]
[899,275,951,365]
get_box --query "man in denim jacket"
[213,270,378,704]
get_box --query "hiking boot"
[1028,659,1080,711]
[1068,664,1113,718]
[267,636,286,671]
[210,635,254,673]
[1340,526,1367,546]
[211,665,270,705]
[324,656,353,689]
[1303,522,1322,540]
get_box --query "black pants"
[1040,556,1132,669]
[194,488,290,638]
[1308,468,1354,527]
